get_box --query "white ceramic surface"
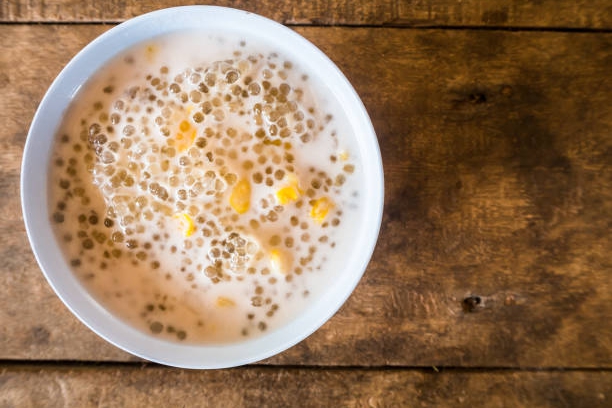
[21,6,383,368]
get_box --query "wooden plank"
[1,25,611,366]
[1,0,611,29]
[0,365,611,407]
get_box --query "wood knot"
[30,325,50,345]
[462,296,481,312]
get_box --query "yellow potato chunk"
[229,179,251,214]
[173,212,195,237]
[275,174,302,205]
[175,119,196,152]
[145,44,157,62]
[276,185,300,205]
[216,297,236,307]
[269,248,293,275]
[310,197,334,224]
[179,120,191,132]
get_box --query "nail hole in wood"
[462,296,481,312]
[468,93,487,104]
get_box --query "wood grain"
[1,365,611,407]
[1,0,611,29]
[1,25,611,366]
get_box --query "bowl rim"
[21,5,384,369]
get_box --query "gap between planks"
[1,361,611,372]
[0,20,611,33]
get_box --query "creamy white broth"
[49,30,361,344]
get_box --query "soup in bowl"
[21,6,383,368]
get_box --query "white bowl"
[21,6,383,368]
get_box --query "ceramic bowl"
[21,6,383,368]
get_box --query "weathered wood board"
[1,365,611,408]
[1,0,611,29]
[1,25,610,367]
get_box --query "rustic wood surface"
[1,0,611,406]
[1,0,611,28]
[2,24,611,367]
[1,365,611,407]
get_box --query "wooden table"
[1,1,611,406]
